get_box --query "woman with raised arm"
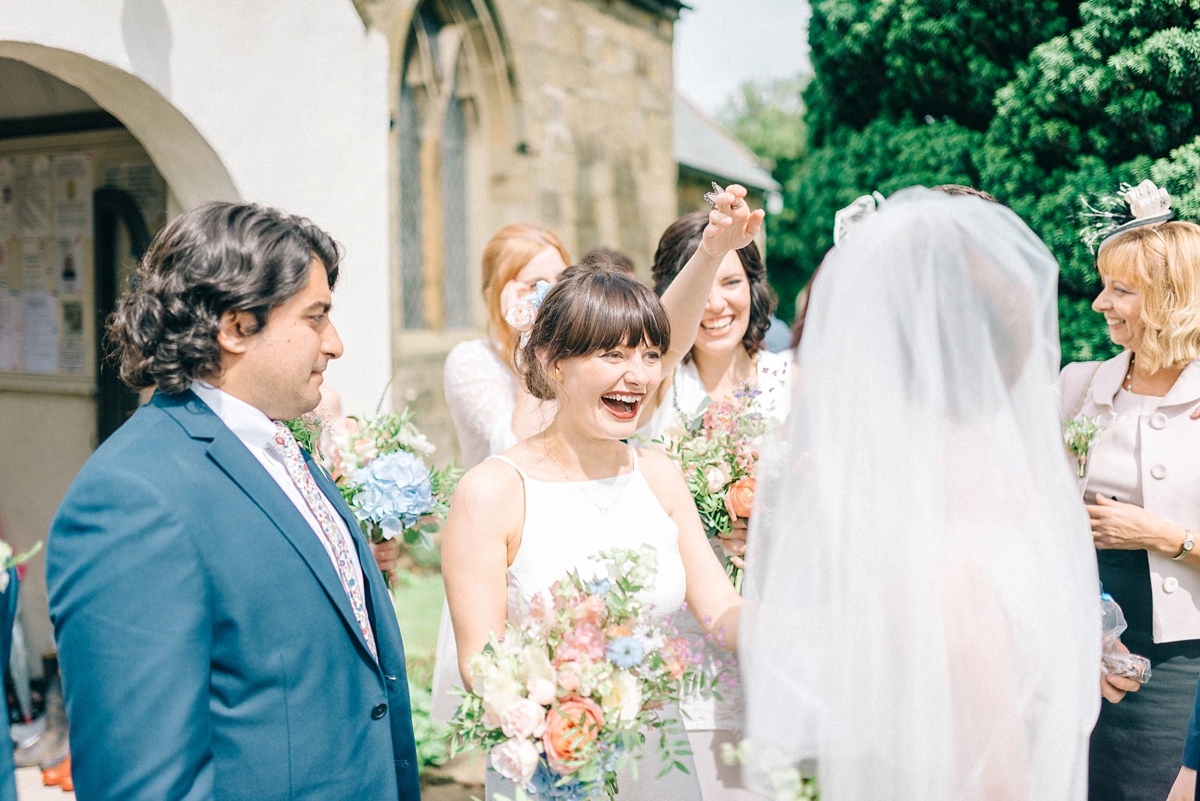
[433,191,764,722]
[442,192,761,800]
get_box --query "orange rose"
[724,477,756,520]
[542,694,606,774]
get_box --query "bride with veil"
[741,187,1101,799]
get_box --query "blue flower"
[530,280,553,309]
[352,450,433,537]
[528,761,596,800]
[605,636,644,669]
[585,578,611,595]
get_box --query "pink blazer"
[1060,352,1200,643]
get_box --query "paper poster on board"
[0,293,15,371]
[19,290,57,374]
[0,159,15,239]
[16,156,52,239]
[19,238,52,293]
[57,237,84,296]
[54,154,93,238]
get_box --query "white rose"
[499,698,548,740]
[480,667,524,720]
[704,465,730,494]
[601,670,642,722]
[526,677,557,706]
[490,738,541,787]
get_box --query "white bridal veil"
[742,188,1101,800]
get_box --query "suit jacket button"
[1151,464,1168,480]
[1150,413,1167,430]
[1164,577,1179,593]
[372,703,388,720]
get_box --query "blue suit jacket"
[48,391,420,800]
[0,569,18,801]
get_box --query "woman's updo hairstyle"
[1097,220,1200,372]
[520,266,670,401]
[651,212,775,359]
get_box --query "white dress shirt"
[190,381,366,589]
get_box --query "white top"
[490,449,686,625]
[189,381,365,589]
[443,338,519,469]
[637,348,794,442]
[483,448,701,800]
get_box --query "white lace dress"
[636,349,792,800]
[433,338,522,722]
[483,450,701,801]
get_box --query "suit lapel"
[172,402,379,665]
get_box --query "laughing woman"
[442,197,759,799]
[1058,213,1200,801]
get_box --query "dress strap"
[629,443,639,470]
[486,454,529,480]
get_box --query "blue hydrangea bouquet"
[286,409,462,551]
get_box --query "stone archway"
[0,41,239,208]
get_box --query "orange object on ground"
[42,753,71,786]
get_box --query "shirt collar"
[190,381,279,452]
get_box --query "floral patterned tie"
[272,422,377,661]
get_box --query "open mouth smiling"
[601,393,641,420]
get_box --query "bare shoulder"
[636,447,688,508]
[454,457,523,507]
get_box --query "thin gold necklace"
[542,441,633,516]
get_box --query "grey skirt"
[1089,652,1200,801]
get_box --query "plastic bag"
[1100,593,1151,683]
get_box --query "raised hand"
[700,184,765,258]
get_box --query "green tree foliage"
[757,0,1200,361]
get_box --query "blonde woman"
[1057,209,1200,801]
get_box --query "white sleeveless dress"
[484,450,701,801]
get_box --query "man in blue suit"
[47,203,421,800]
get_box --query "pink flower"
[572,595,605,627]
[527,677,557,706]
[724,477,756,519]
[490,738,540,787]
[528,590,552,623]
[557,661,582,692]
[505,302,537,333]
[563,623,606,661]
[499,698,548,740]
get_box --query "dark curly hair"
[520,266,670,401]
[650,212,775,358]
[108,202,341,394]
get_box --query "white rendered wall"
[0,0,394,416]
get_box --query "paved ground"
[15,766,485,800]
[16,767,73,799]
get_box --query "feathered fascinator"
[1080,179,1175,253]
[833,191,887,246]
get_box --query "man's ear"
[215,310,259,356]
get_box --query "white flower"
[704,464,731,494]
[601,669,642,722]
[519,644,555,685]
[398,427,436,455]
[480,666,524,721]
[490,738,541,787]
[499,697,548,740]
[526,677,557,706]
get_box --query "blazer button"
[1164,577,1180,594]
[1151,464,1168,480]
[371,703,388,720]
[1149,413,1168,430]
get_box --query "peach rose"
[572,595,606,627]
[724,476,756,520]
[543,694,606,774]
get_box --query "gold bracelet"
[1172,529,1195,562]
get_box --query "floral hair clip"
[505,280,553,335]
[1079,179,1175,254]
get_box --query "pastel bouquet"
[449,547,711,800]
[286,409,462,550]
[653,387,768,588]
